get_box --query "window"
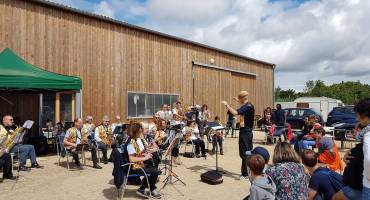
[60,93,73,122]
[128,92,179,118]
[42,93,55,127]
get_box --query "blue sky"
[51,0,370,91]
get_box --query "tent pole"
[39,93,43,136]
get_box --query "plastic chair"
[117,163,151,200]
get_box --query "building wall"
[0,0,274,123]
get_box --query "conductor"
[222,90,255,180]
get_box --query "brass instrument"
[0,126,24,158]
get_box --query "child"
[244,154,276,200]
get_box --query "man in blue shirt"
[222,90,255,180]
[301,149,344,200]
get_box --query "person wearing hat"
[246,146,270,172]
[222,90,255,180]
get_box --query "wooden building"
[0,0,275,128]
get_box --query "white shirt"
[127,139,145,155]
[363,126,370,188]
[182,126,200,140]
[156,110,173,121]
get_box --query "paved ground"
[0,131,350,200]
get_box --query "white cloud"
[94,1,114,18]
[50,0,370,90]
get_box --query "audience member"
[301,149,344,200]
[266,142,308,200]
[316,127,344,172]
[354,99,370,199]
[246,146,270,172]
[244,154,276,200]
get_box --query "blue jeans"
[11,144,37,166]
[341,186,362,200]
[363,186,370,200]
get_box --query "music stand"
[207,122,226,174]
[160,134,186,191]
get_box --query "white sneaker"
[239,175,249,181]
[150,190,162,199]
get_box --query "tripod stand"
[160,137,186,191]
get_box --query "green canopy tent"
[0,48,81,92]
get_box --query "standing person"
[222,90,255,180]
[301,149,344,200]
[265,142,309,200]
[273,104,285,127]
[353,99,370,199]
[244,154,276,200]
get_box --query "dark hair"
[128,122,142,139]
[214,116,220,121]
[315,127,326,136]
[176,101,182,105]
[301,149,318,167]
[186,120,195,126]
[201,104,208,111]
[247,154,265,176]
[272,142,300,164]
[354,98,370,118]
[276,104,282,109]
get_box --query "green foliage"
[275,80,370,105]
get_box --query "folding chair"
[56,135,84,170]
[117,163,151,200]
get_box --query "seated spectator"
[246,146,270,172]
[265,142,308,200]
[316,127,344,172]
[301,149,344,200]
[332,142,363,200]
[299,123,321,151]
[243,154,276,200]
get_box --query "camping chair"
[117,163,152,200]
[56,135,84,170]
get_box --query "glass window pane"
[42,93,55,126]
[128,93,137,117]
[163,95,171,106]
[60,93,72,122]
[154,94,163,113]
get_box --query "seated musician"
[64,118,102,169]
[170,115,185,165]
[155,104,173,122]
[183,120,206,158]
[127,123,162,199]
[140,122,161,168]
[211,116,224,155]
[82,115,95,145]
[94,115,111,164]
[0,125,16,181]
[1,115,42,171]
[154,120,167,147]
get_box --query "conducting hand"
[221,101,228,106]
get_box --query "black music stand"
[160,135,186,192]
[207,122,226,174]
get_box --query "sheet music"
[211,126,225,130]
[22,120,34,129]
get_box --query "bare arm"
[308,188,318,200]
[221,101,238,116]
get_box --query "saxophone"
[0,126,24,158]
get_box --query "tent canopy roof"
[0,48,82,92]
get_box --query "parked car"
[283,108,324,129]
[326,106,358,126]
[332,121,358,140]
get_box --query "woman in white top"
[354,99,370,199]
[183,120,206,157]
[126,123,162,199]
